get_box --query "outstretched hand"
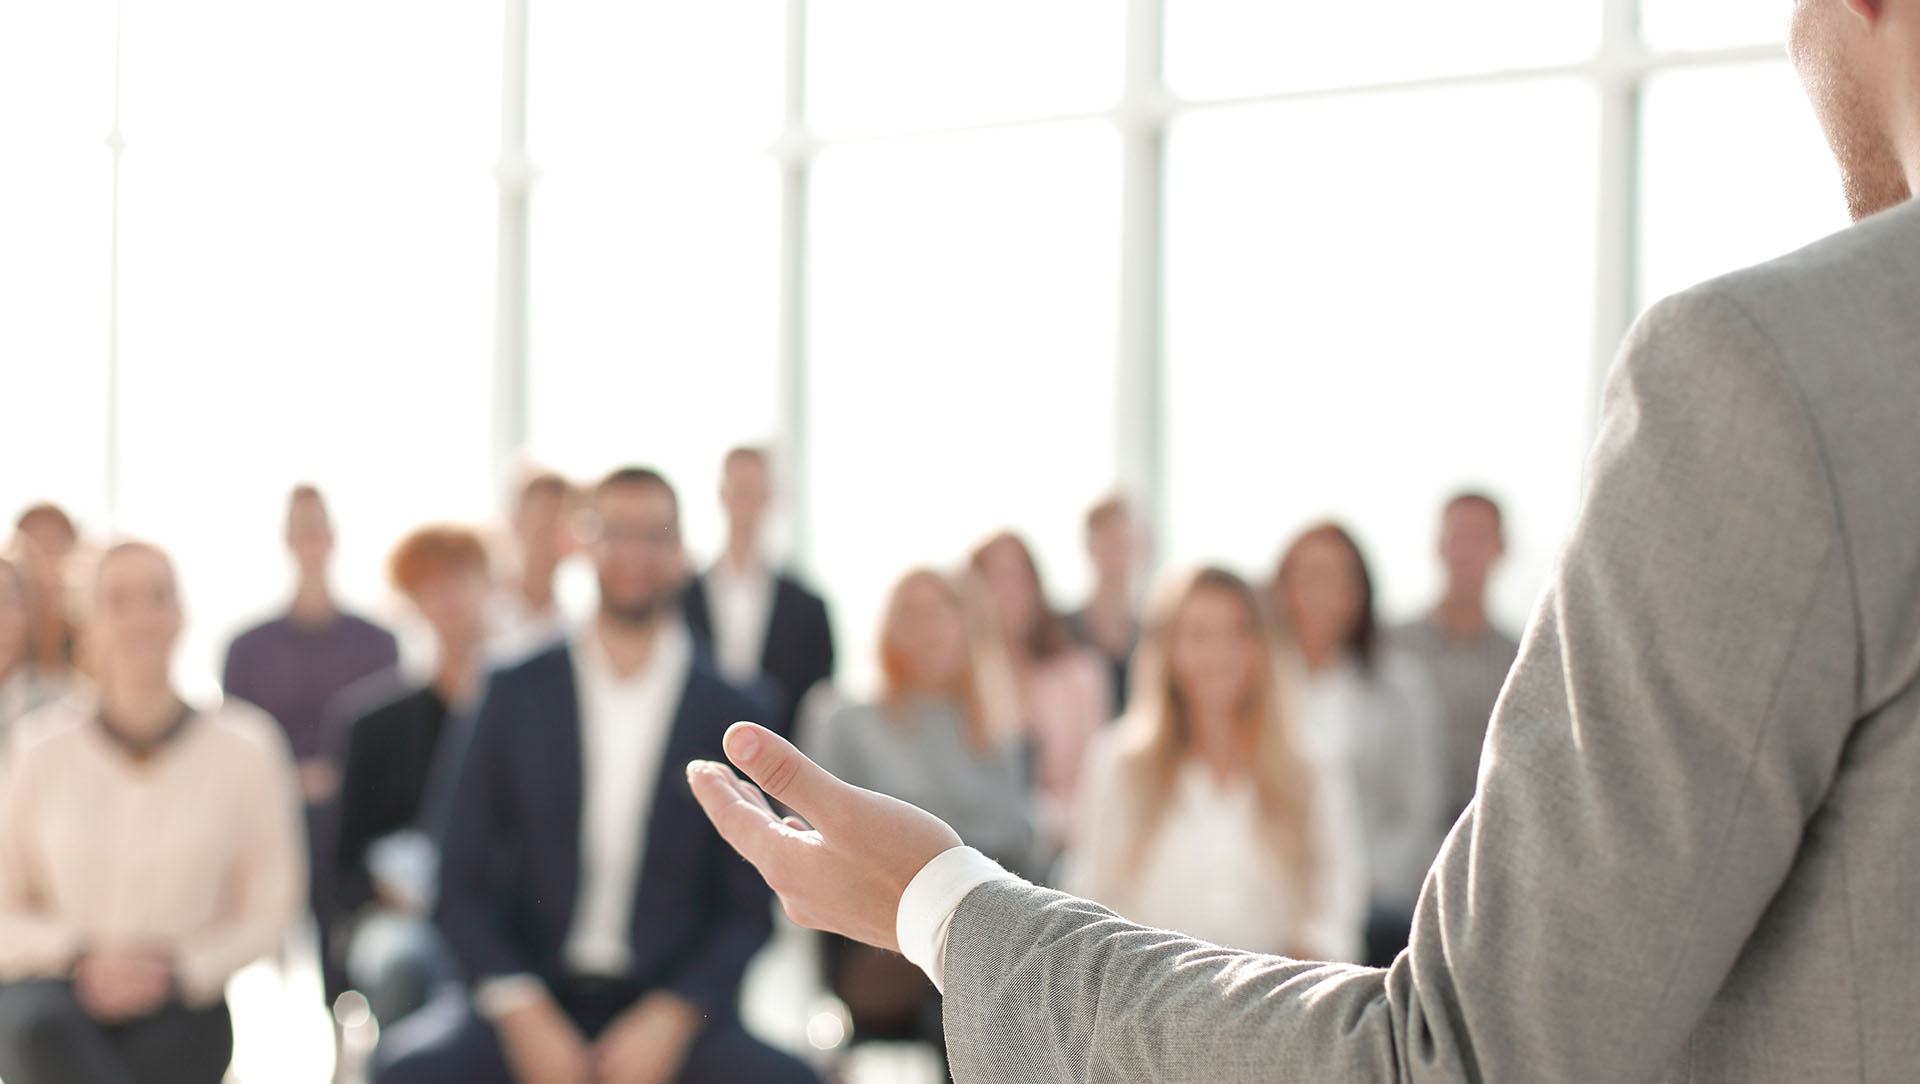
[687,721,962,952]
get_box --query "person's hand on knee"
[688,722,963,952]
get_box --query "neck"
[290,575,335,627]
[1089,577,1131,614]
[102,673,181,739]
[1299,638,1336,673]
[594,612,662,678]
[723,533,760,571]
[1434,588,1488,639]
[1190,706,1242,782]
[432,637,480,705]
[519,560,557,613]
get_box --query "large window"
[1,2,1857,700]
[525,4,785,560]
[1163,82,1599,624]
[806,124,1122,687]
[111,0,501,694]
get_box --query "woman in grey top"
[807,568,1037,1064]
[809,567,1038,879]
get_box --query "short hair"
[388,526,489,598]
[517,471,571,508]
[289,484,324,506]
[1444,490,1504,532]
[594,466,679,507]
[1085,494,1131,534]
[723,446,769,473]
[14,503,76,542]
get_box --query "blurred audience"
[1063,495,1144,716]
[809,569,1039,1062]
[1393,492,1522,827]
[9,504,81,683]
[489,471,579,666]
[332,527,492,1028]
[970,531,1109,851]
[0,542,304,1084]
[1,558,67,745]
[683,447,836,741]
[1065,567,1364,961]
[222,484,399,1005]
[373,467,816,1084]
[1273,524,1444,968]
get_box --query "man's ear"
[1839,0,1884,27]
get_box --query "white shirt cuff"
[473,974,548,1020]
[896,845,1017,993]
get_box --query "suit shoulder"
[681,663,765,734]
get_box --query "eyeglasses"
[581,519,681,551]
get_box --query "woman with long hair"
[0,541,305,1084]
[970,531,1110,849]
[809,568,1037,1061]
[1065,566,1365,961]
[1273,523,1446,967]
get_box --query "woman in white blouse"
[0,541,305,1084]
[1066,566,1366,962]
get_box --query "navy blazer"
[683,570,835,740]
[434,643,773,1016]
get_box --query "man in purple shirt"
[222,484,399,1004]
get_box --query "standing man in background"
[682,447,834,740]
[1393,492,1521,825]
[223,484,399,1005]
[1064,495,1143,716]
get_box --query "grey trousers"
[0,979,232,1084]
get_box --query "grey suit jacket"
[943,199,1920,1083]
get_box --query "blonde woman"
[0,542,304,1084]
[1065,567,1365,962]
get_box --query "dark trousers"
[0,980,232,1084]
[371,978,819,1084]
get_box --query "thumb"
[722,721,846,826]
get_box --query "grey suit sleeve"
[942,287,1861,1083]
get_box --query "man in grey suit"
[687,0,1920,1079]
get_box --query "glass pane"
[1641,0,1791,52]
[0,1,114,528]
[1164,81,1599,631]
[116,0,501,697]
[1167,0,1600,100]
[526,2,785,560]
[808,0,1124,138]
[1639,61,1849,310]
[807,123,1121,691]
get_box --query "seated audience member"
[222,485,400,1001]
[0,541,305,1084]
[1274,523,1445,967]
[1392,491,1522,827]
[1066,567,1365,962]
[1064,495,1144,715]
[373,468,816,1084]
[682,447,836,741]
[489,471,579,666]
[809,569,1039,1056]
[1,558,66,745]
[970,532,1110,850]
[8,504,81,685]
[333,527,492,1027]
